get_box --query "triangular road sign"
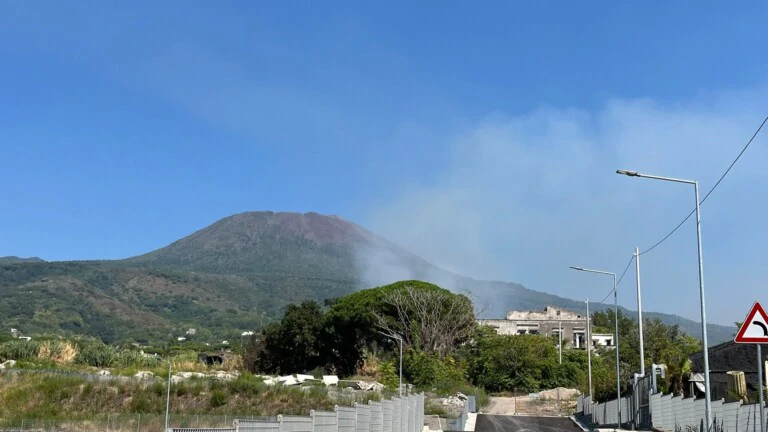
[734,302,768,343]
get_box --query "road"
[485,397,516,415]
[475,415,583,432]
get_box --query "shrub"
[405,350,466,388]
[116,349,161,368]
[38,341,77,365]
[75,341,118,368]
[0,340,41,362]
[378,360,399,390]
[210,390,228,408]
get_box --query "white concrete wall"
[580,392,767,432]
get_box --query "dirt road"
[475,415,583,432]
[485,397,517,415]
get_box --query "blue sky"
[2,1,767,324]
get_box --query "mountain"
[0,211,735,345]
[0,256,45,263]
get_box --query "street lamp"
[164,357,172,432]
[571,266,622,427]
[617,169,712,431]
[379,331,404,396]
[635,247,645,378]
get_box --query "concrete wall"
[578,393,767,431]
[169,394,425,432]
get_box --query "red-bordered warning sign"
[734,302,768,343]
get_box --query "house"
[688,341,768,401]
[477,306,614,349]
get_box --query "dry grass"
[221,354,243,372]
[0,371,334,426]
[358,351,381,380]
[38,341,78,365]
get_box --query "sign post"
[734,302,768,432]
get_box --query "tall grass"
[0,340,41,362]
[0,370,338,425]
[38,341,77,365]
[0,339,165,369]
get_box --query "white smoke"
[359,89,768,324]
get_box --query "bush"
[405,350,466,388]
[38,341,77,365]
[0,340,41,362]
[378,360,399,390]
[210,390,228,408]
[75,341,118,367]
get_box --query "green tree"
[323,280,475,377]
[253,301,326,374]
[466,327,559,392]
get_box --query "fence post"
[137,413,141,432]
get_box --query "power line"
[591,255,634,306]
[615,255,635,287]
[593,117,768,309]
[639,116,768,256]
[598,288,614,305]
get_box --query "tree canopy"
[245,280,704,401]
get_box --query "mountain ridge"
[0,211,734,344]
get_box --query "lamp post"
[617,169,712,431]
[571,266,622,427]
[586,299,592,399]
[165,357,172,432]
[635,247,645,377]
[379,331,404,396]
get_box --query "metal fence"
[577,392,768,432]
[0,395,424,432]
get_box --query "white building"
[477,306,614,349]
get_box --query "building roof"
[505,306,584,321]
[689,341,768,373]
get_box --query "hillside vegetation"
[248,280,700,402]
[0,278,710,426]
[0,211,734,345]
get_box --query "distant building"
[477,306,614,349]
[688,341,768,401]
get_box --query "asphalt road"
[474,414,583,432]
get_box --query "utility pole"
[586,298,593,400]
[613,273,622,428]
[164,360,172,432]
[559,321,562,364]
[398,335,403,396]
[616,170,712,430]
[636,247,645,376]
[757,344,765,432]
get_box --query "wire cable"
[639,116,768,256]
[590,117,767,309]
[615,255,635,287]
[598,287,615,305]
